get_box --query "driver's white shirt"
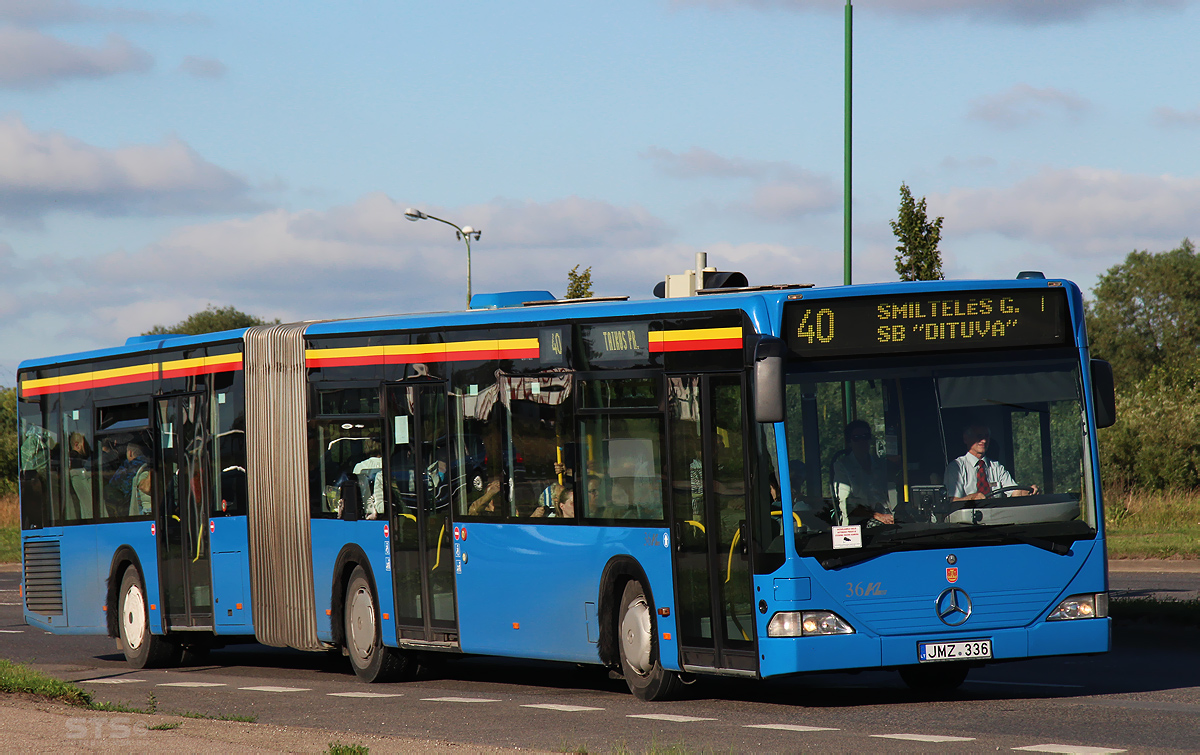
[944,452,1019,498]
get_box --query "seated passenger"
[67,432,94,520]
[467,479,504,515]
[944,423,1038,501]
[353,440,384,519]
[531,482,563,517]
[108,442,152,516]
[831,420,894,525]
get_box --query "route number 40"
[796,308,835,344]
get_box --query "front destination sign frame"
[783,288,1071,358]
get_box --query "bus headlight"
[1047,593,1108,620]
[767,610,855,637]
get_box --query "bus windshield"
[783,352,1096,566]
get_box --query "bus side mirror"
[754,336,786,424]
[339,481,362,521]
[1090,359,1116,429]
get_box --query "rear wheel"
[617,580,680,701]
[117,566,180,669]
[899,662,969,694]
[344,566,415,682]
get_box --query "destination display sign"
[579,322,652,366]
[783,288,1071,358]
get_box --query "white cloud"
[644,145,840,221]
[968,84,1092,129]
[0,26,151,88]
[932,166,1200,258]
[1154,104,1200,128]
[669,0,1187,24]
[0,116,255,222]
[0,192,848,380]
[178,55,225,79]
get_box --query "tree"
[565,265,593,299]
[1086,239,1200,388]
[0,386,16,496]
[891,183,945,282]
[144,305,281,336]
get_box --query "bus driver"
[944,423,1038,501]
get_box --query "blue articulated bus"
[17,269,1116,699]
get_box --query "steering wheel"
[985,485,1036,499]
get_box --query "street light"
[404,208,482,309]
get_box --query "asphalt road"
[2,564,1198,753]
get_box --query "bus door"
[668,374,757,673]
[155,393,213,630]
[386,383,459,645]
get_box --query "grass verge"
[0,659,93,706]
[1104,488,1200,559]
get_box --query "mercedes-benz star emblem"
[935,587,972,626]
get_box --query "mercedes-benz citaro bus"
[17,259,1115,700]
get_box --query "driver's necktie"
[976,459,991,496]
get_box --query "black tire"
[617,580,681,701]
[117,566,180,669]
[899,662,970,694]
[344,566,415,683]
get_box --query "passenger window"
[579,415,665,521]
[213,386,247,516]
[61,400,95,523]
[507,374,576,519]
[450,377,509,518]
[18,396,60,530]
[308,419,384,520]
[580,377,659,409]
[94,402,154,520]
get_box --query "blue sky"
[3,0,1200,383]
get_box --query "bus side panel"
[210,515,253,634]
[455,523,674,665]
[310,519,393,644]
[61,525,102,628]
[93,520,164,635]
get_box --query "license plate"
[918,639,992,662]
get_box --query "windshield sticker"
[832,525,863,550]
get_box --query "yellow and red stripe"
[305,338,540,368]
[21,353,243,398]
[161,353,244,379]
[649,326,743,353]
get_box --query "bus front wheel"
[617,580,680,701]
[899,662,969,694]
[344,566,414,683]
[117,566,180,669]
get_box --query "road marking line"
[328,692,404,698]
[745,724,840,732]
[1012,746,1126,754]
[0,603,19,606]
[627,714,718,723]
[872,734,976,743]
[970,680,1084,689]
[521,704,604,712]
[239,686,311,693]
[80,678,146,684]
[157,682,227,688]
[421,696,500,703]
[0,630,24,633]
